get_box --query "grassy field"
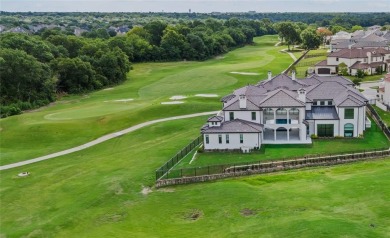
[374,105,390,126]
[294,49,328,77]
[0,35,293,166]
[1,117,389,237]
[346,74,385,82]
[176,124,390,168]
[1,35,390,237]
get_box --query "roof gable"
[259,89,305,107]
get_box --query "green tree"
[52,57,98,93]
[351,25,364,32]
[275,22,300,50]
[0,48,55,105]
[300,28,321,50]
[160,29,187,60]
[144,21,168,46]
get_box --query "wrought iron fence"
[155,135,203,180]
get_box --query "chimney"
[291,70,296,81]
[239,94,247,109]
[367,51,372,64]
[268,71,272,80]
[298,88,306,103]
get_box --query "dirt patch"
[240,208,257,216]
[96,212,127,224]
[182,209,203,221]
[158,188,175,193]
[141,186,153,195]
[103,87,114,91]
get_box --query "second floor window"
[226,134,229,144]
[218,135,222,144]
[229,112,234,120]
[251,112,256,120]
[345,108,354,119]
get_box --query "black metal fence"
[158,147,389,180]
[155,135,203,180]
[367,104,390,139]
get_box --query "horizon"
[1,0,389,13]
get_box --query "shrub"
[310,134,318,139]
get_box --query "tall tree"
[301,28,321,50]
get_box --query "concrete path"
[281,49,297,61]
[358,79,384,102]
[0,111,219,171]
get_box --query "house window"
[336,58,339,61]
[218,135,222,144]
[229,112,234,120]
[344,108,354,119]
[328,100,332,105]
[290,108,299,115]
[226,134,229,144]
[344,123,354,137]
[320,101,325,106]
[240,134,244,144]
[251,112,256,120]
[317,124,334,137]
[205,135,209,144]
[313,101,317,106]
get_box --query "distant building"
[378,73,390,111]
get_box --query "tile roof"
[207,116,223,122]
[223,97,259,111]
[328,47,390,59]
[201,119,263,134]
[306,106,339,120]
[258,89,305,107]
[350,61,385,69]
[257,74,307,91]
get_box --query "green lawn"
[346,74,385,82]
[0,35,293,166]
[374,105,390,126]
[2,35,390,237]
[1,116,390,237]
[293,49,328,77]
[176,124,390,169]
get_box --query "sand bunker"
[230,72,260,75]
[170,95,187,100]
[114,99,134,102]
[141,186,153,195]
[195,94,218,98]
[161,101,185,105]
[18,172,30,177]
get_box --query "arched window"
[344,123,354,137]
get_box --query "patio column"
[286,108,290,124]
[287,128,290,141]
[273,108,276,123]
[274,129,276,141]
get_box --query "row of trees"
[275,21,329,50]
[0,18,275,117]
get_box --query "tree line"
[0,18,274,117]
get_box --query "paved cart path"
[0,111,219,171]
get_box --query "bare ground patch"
[240,208,257,217]
[181,209,203,221]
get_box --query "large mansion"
[201,72,369,152]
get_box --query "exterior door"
[317,124,334,137]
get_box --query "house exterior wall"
[224,110,261,124]
[384,81,390,105]
[337,107,365,137]
[203,133,261,150]
[314,120,339,136]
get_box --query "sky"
[1,0,389,13]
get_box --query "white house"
[201,72,368,152]
[378,73,390,110]
[315,47,390,76]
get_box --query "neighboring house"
[378,73,390,110]
[315,47,390,76]
[74,27,88,36]
[201,72,368,152]
[6,26,30,34]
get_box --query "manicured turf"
[346,74,385,82]
[0,35,293,165]
[176,124,390,168]
[374,105,390,126]
[1,117,389,237]
[294,49,328,77]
